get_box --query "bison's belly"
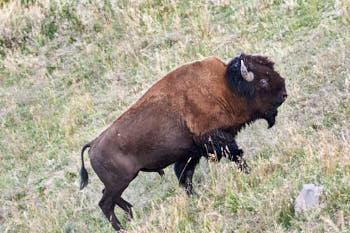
[124,124,194,170]
[139,146,192,171]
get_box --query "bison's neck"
[223,92,256,130]
[228,119,254,137]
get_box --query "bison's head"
[226,53,287,128]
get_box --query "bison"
[80,53,287,231]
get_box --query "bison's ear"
[225,55,255,99]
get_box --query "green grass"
[0,0,349,232]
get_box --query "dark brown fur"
[80,54,287,231]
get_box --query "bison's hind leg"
[174,157,201,196]
[98,189,122,230]
[90,156,138,231]
[116,198,133,219]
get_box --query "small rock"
[294,184,323,214]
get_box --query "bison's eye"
[259,79,269,88]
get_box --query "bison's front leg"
[157,169,165,177]
[225,144,250,174]
[174,156,201,195]
[199,130,250,173]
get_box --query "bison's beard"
[264,109,278,128]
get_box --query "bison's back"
[123,57,232,136]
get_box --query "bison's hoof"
[243,167,251,174]
[240,164,251,174]
[186,189,199,197]
[192,191,199,197]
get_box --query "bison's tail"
[80,143,91,190]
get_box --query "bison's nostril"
[283,94,288,100]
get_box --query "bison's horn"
[240,60,254,82]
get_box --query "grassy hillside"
[0,0,349,232]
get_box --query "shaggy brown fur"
[80,54,287,231]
